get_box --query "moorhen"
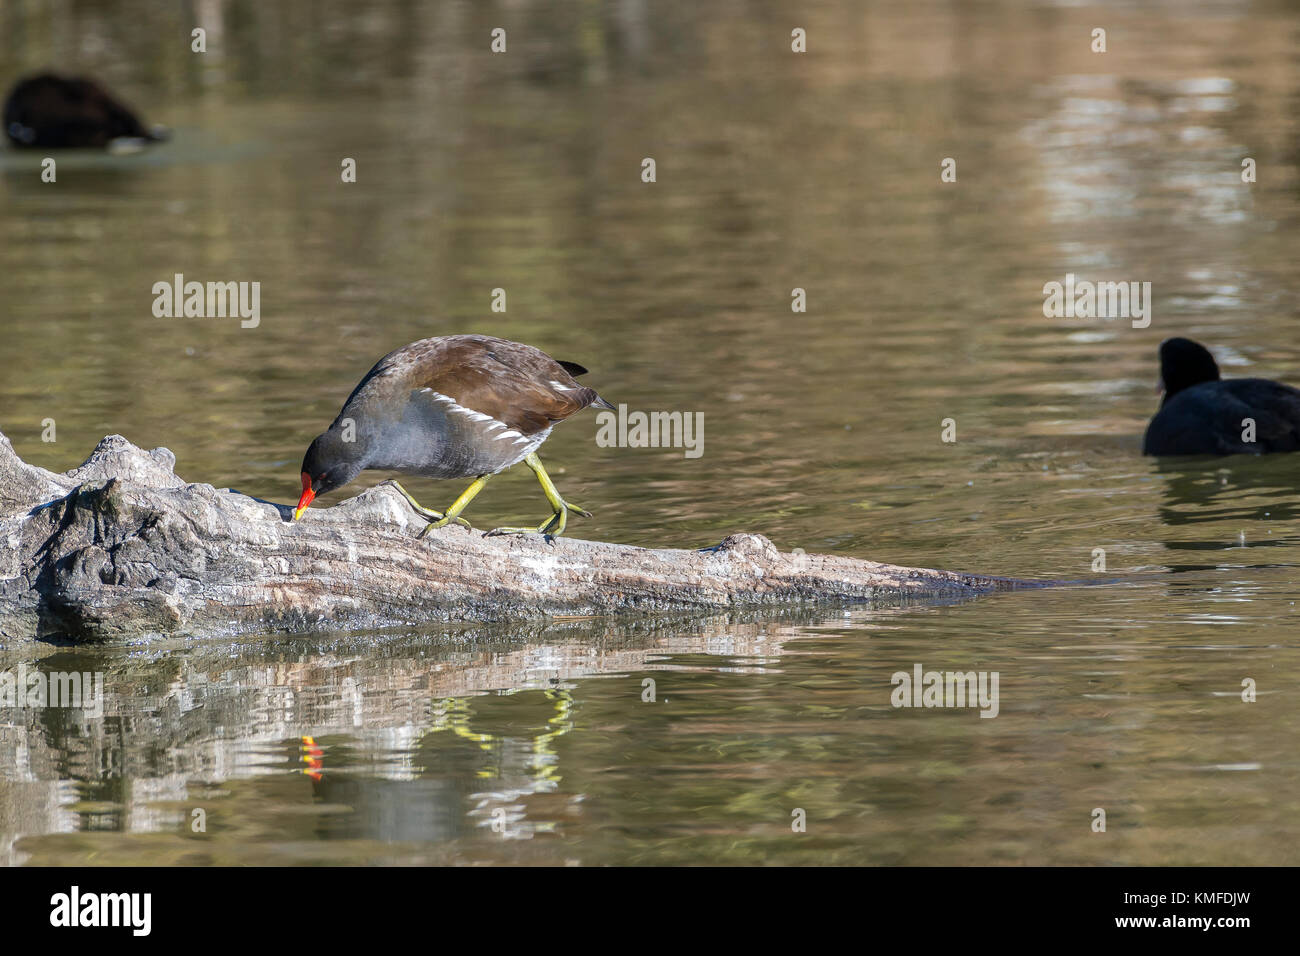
[1142,337,1300,455]
[3,73,167,149]
[295,334,613,539]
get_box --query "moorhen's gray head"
[296,428,365,519]
[1158,337,1220,404]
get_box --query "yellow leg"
[385,478,487,535]
[485,453,592,541]
[418,474,492,539]
[386,481,447,522]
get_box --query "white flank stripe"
[426,390,520,437]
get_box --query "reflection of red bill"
[300,735,324,781]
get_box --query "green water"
[1,0,1299,865]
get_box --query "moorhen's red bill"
[295,334,613,539]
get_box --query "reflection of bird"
[1143,338,1300,455]
[1152,455,1300,528]
[295,335,613,540]
[3,73,168,149]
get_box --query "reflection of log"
[0,615,837,864]
[0,431,1052,644]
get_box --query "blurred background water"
[1,0,1298,865]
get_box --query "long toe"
[384,480,445,521]
[485,515,560,537]
[418,515,473,538]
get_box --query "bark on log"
[0,431,1051,644]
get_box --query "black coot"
[3,73,167,149]
[1143,337,1300,455]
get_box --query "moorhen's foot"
[383,480,437,519]
[416,515,473,540]
[484,506,576,542]
[490,530,560,544]
[483,523,557,539]
[483,493,592,541]
[384,480,471,536]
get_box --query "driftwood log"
[0,431,1050,644]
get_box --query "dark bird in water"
[295,335,614,540]
[1143,337,1300,455]
[3,73,168,149]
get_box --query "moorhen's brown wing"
[343,335,604,479]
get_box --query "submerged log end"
[0,431,1049,644]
